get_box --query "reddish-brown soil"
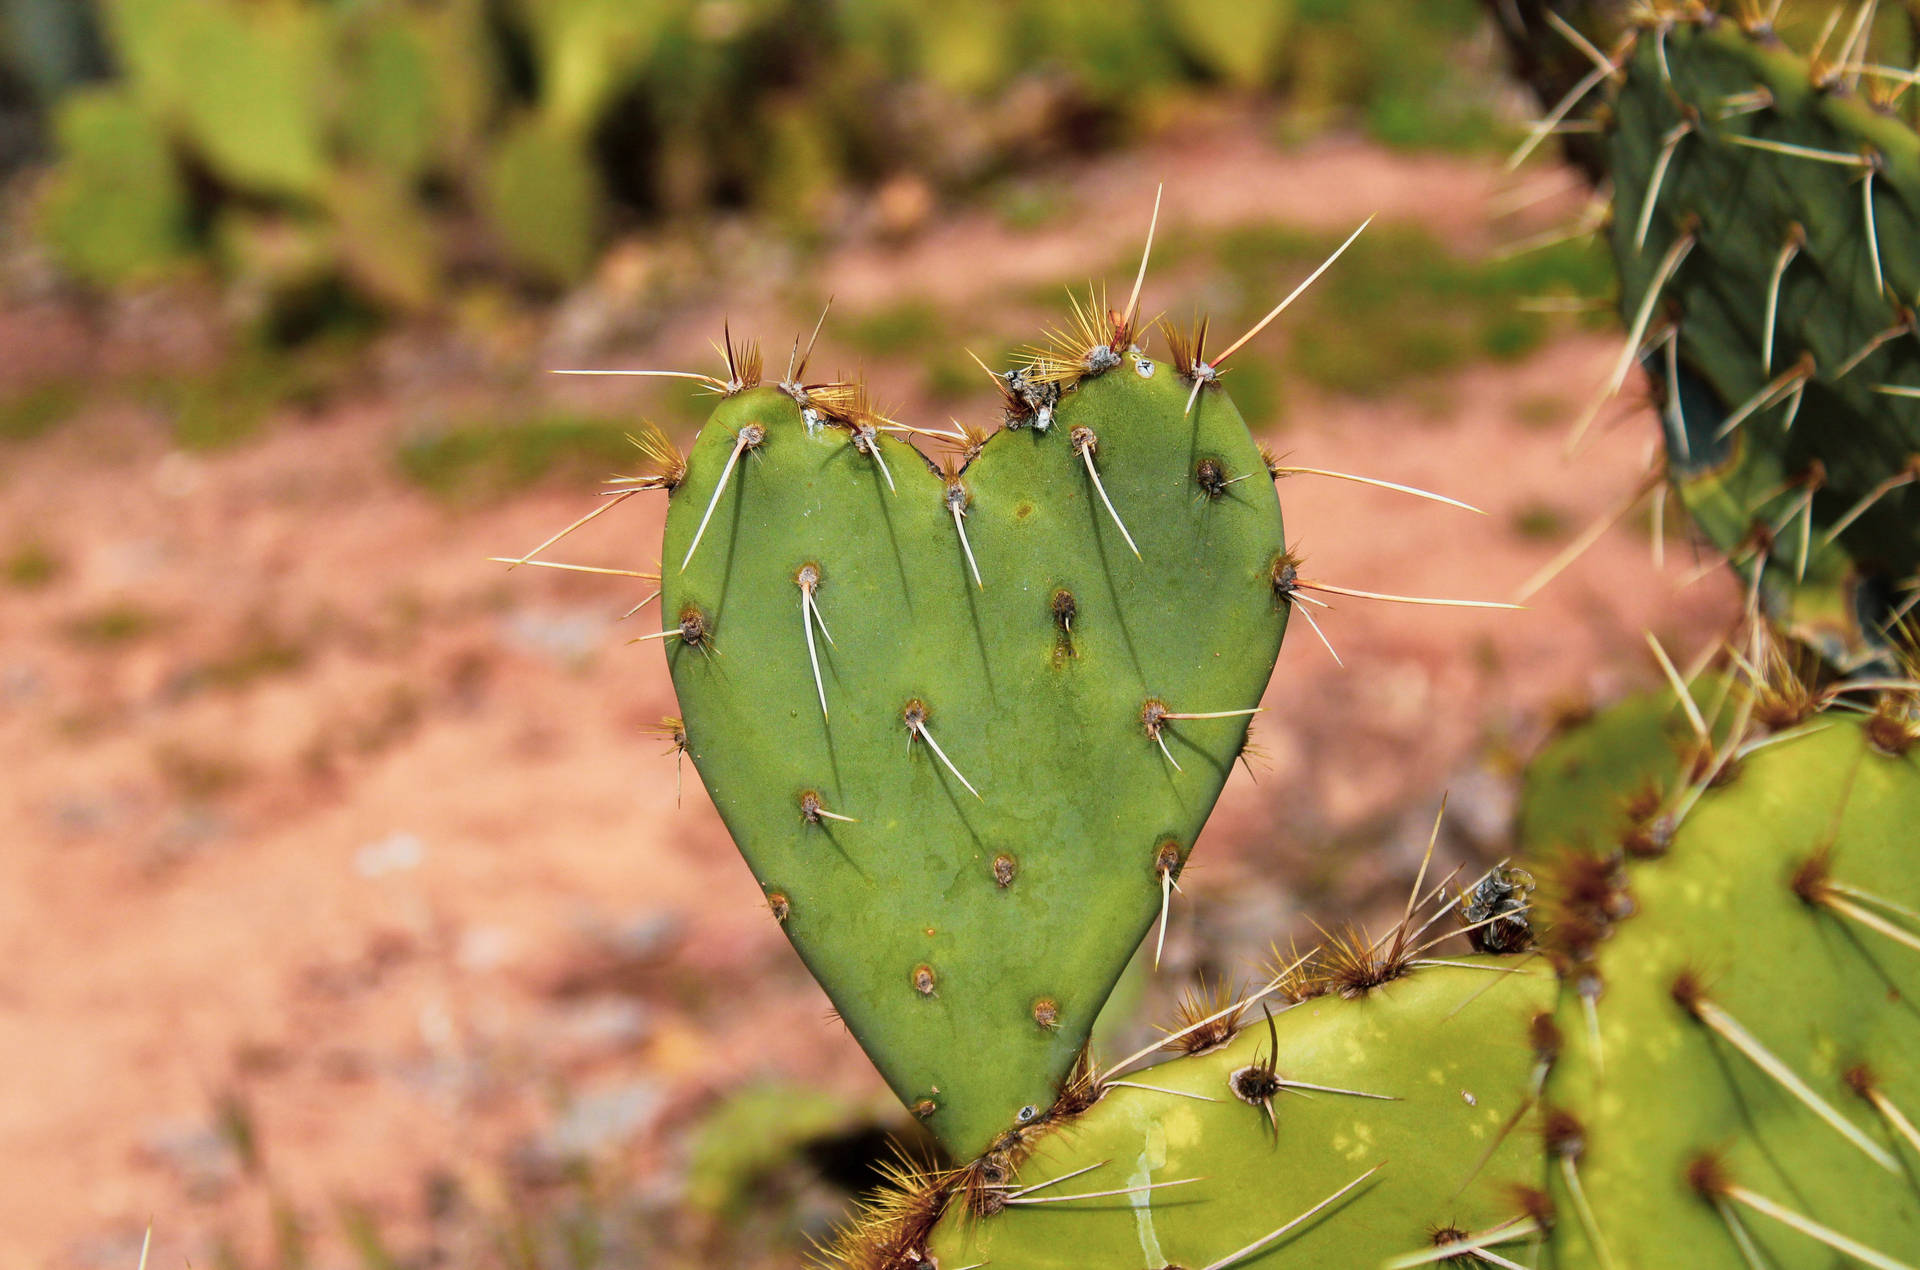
[0,130,1734,1269]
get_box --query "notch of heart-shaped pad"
[658,359,1288,1156]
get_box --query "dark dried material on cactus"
[1462,867,1537,954]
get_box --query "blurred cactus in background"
[1481,0,1629,180]
[0,0,1509,332]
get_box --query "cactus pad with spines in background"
[144,0,330,199]
[1604,6,1920,666]
[1516,672,1730,853]
[658,331,1291,1159]
[482,118,603,288]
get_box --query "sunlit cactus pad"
[1526,689,1920,1268]
[657,331,1291,1156]
[920,962,1554,1270]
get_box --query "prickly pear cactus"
[658,326,1290,1157]
[131,0,330,199]
[1484,0,1631,182]
[482,118,602,287]
[36,87,192,286]
[1605,6,1920,665]
[1526,684,1920,1268]
[824,650,1920,1269]
[1516,673,1730,852]
[918,962,1556,1270]
[1163,0,1295,91]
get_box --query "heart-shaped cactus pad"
[656,328,1290,1157]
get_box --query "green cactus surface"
[657,336,1290,1158]
[822,648,1920,1268]
[334,10,444,181]
[46,0,1506,317]
[482,117,602,287]
[1163,0,1295,91]
[1529,699,1920,1268]
[922,962,1554,1270]
[37,86,191,286]
[1516,673,1730,853]
[1606,8,1920,665]
[72,0,497,315]
[163,1,329,199]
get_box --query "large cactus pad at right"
[1524,688,1920,1268]
[1608,8,1920,664]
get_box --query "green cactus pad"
[167,1,329,199]
[322,169,440,314]
[1163,0,1294,91]
[334,11,443,180]
[38,87,191,286]
[902,961,1554,1269]
[1525,695,1920,1268]
[660,358,1289,1157]
[1606,11,1920,665]
[482,118,601,287]
[1517,675,1731,854]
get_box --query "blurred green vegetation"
[3,0,1515,334]
[147,342,363,450]
[0,340,372,453]
[174,1080,920,1270]
[0,381,82,441]
[843,299,947,361]
[1211,220,1610,397]
[1289,0,1498,152]
[1511,500,1571,541]
[396,416,643,501]
[3,539,60,587]
[64,601,165,645]
[187,623,310,693]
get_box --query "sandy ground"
[0,129,1734,1269]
